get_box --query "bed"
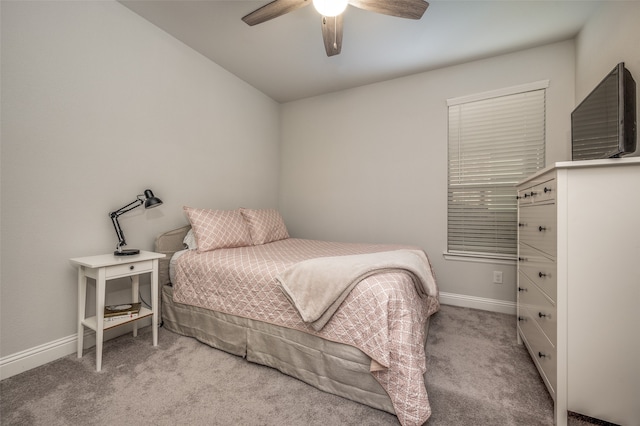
[155,208,439,426]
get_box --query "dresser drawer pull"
[518,257,527,262]
[518,316,526,322]
[529,191,537,197]
[129,265,135,270]
[538,312,547,318]
[538,351,547,358]
[538,226,546,232]
[518,287,527,292]
[544,187,552,193]
[538,272,547,278]
[518,222,525,227]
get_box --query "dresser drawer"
[105,260,153,279]
[518,310,557,396]
[518,244,556,300]
[519,203,556,257]
[518,177,556,205]
[531,178,555,204]
[518,272,556,344]
[517,186,534,206]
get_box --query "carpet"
[0,305,605,425]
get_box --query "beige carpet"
[0,305,606,425]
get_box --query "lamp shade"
[143,189,163,209]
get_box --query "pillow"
[240,208,289,245]
[183,228,197,250]
[183,207,253,253]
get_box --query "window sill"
[443,251,516,266]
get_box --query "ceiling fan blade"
[348,0,429,20]
[321,14,343,57]
[242,0,311,26]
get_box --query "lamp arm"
[110,214,127,251]
[109,197,144,218]
[109,198,144,251]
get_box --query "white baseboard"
[0,318,151,380]
[1,296,513,381]
[0,333,78,380]
[439,291,516,315]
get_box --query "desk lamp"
[109,189,163,256]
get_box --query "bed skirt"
[162,284,432,414]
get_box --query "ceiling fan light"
[313,0,348,17]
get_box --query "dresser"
[516,157,640,426]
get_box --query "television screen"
[571,62,636,160]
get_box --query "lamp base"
[114,249,140,256]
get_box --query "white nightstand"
[70,250,166,371]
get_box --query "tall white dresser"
[516,157,640,426]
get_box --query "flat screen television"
[571,62,637,160]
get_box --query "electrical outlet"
[493,271,503,284]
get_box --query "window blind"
[447,87,546,258]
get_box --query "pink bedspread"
[173,238,439,426]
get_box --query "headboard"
[154,224,191,288]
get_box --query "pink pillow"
[240,208,289,245]
[183,207,253,253]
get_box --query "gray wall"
[1,1,280,358]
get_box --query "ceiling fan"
[242,0,429,57]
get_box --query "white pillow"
[183,229,198,250]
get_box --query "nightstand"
[71,250,166,371]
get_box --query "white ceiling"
[119,0,602,103]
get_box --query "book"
[104,302,141,318]
[104,312,140,322]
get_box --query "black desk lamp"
[109,189,163,256]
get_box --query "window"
[447,81,547,260]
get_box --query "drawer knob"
[129,265,134,270]
[538,351,547,358]
[538,272,547,278]
[544,187,551,193]
[518,223,525,227]
[529,191,537,197]
[518,316,526,322]
[518,257,527,262]
[518,287,527,292]
[538,312,547,318]
[538,226,546,232]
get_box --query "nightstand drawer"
[105,260,153,279]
